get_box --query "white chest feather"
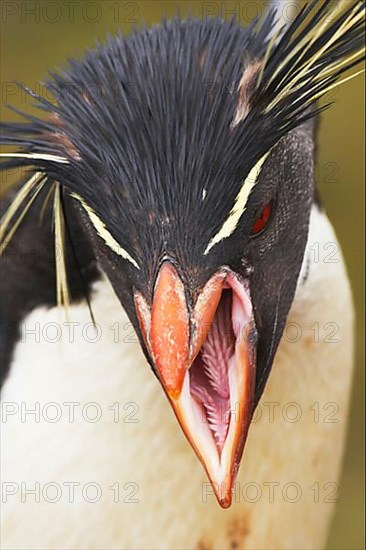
[1,208,354,550]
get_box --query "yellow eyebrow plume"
[204,152,270,255]
[71,193,140,270]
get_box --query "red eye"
[251,203,272,236]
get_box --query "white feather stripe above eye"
[204,152,270,255]
[71,193,140,270]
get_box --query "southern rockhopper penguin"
[0,1,364,548]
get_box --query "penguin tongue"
[189,289,235,453]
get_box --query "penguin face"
[74,118,314,506]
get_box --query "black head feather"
[1,5,364,276]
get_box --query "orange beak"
[134,261,256,508]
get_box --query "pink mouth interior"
[189,289,235,454]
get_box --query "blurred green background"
[1,1,364,548]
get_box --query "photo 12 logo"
[1,481,139,504]
[1,2,141,24]
[202,480,339,504]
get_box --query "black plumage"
[0,1,364,401]
[1,4,364,275]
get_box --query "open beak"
[134,261,257,508]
